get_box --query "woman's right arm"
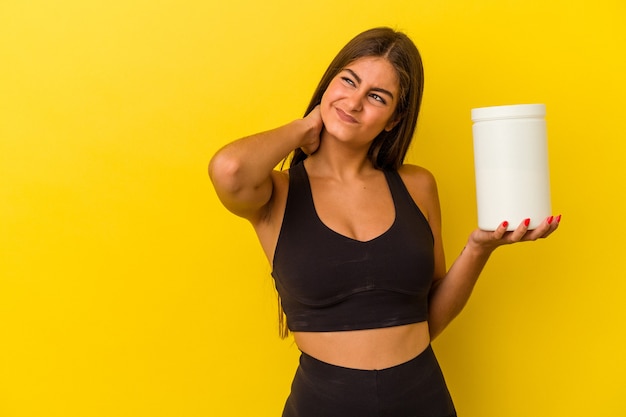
[209,107,322,222]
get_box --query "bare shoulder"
[397,164,440,221]
[397,164,438,194]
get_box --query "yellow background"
[1,0,625,416]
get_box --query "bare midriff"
[293,321,431,370]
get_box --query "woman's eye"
[342,77,356,86]
[370,93,386,104]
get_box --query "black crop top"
[271,162,434,332]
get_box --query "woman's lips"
[335,107,358,124]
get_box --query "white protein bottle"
[471,103,552,231]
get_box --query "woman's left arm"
[428,215,560,340]
[400,164,560,340]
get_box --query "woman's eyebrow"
[343,68,395,100]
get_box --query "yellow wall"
[1,0,624,416]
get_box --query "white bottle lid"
[471,103,546,122]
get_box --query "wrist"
[463,240,494,260]
[300,116,319,135]
[292,116,321,154]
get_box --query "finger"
[539,214,561,239]
[521,215,558,241]
[509,218,531,242]
[524,220,550,241]
[492,220,509,239]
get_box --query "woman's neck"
[306,135,374,180]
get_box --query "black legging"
[282,345,456,417]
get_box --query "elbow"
[208,151,245,195]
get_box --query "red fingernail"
[524,218,531,227]
[502,221,509,229]
[547,216,554,224]
[556,214,562,223]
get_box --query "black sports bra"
[271,162,434,332]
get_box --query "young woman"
[209,27,559,417]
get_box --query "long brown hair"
[290,27,424,170]
[279,28,425,338]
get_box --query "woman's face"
[320,56,400,148]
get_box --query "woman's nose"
[345,90,364,111]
